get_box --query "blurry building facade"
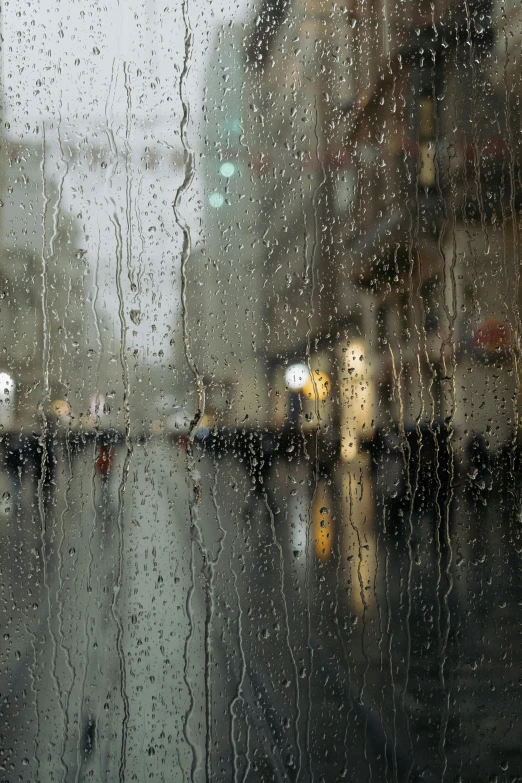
[192,1,522,613]
[197,0,522,452]
[0,136,96,431]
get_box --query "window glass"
[1,0,522,779]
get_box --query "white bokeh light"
[0,373,15,430]
[285,362,310,391]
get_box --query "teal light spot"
[208,192,225,208]
[219,162,236,178]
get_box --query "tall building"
[191,23,267,428]
[229,0,522,446]
[0,135,93,430]
[192,0,522,614]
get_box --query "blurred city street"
[0,428,521,781]
[1,0,522,779]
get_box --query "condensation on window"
[1,0,521,780]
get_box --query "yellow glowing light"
[51,399,71,418]
[340,341,374,461]
[345,342,366,377]
[302,370,331,401]
[341,439,358,462]
[313,485,333,561]
[198,413,215,429]
[418,142,436,188]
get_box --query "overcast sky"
[2,0,253,382]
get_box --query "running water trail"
[205,462,227,779]
[122,62,135,293]
[263,489,302,778]
[110,204,133,783]
[229,549,247,783]
[172,0,206,777]
[304,97,326,783]
[39,120,68,780]
[101,55,133,783]
[49,98,75,782]
[57,427,76,781]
